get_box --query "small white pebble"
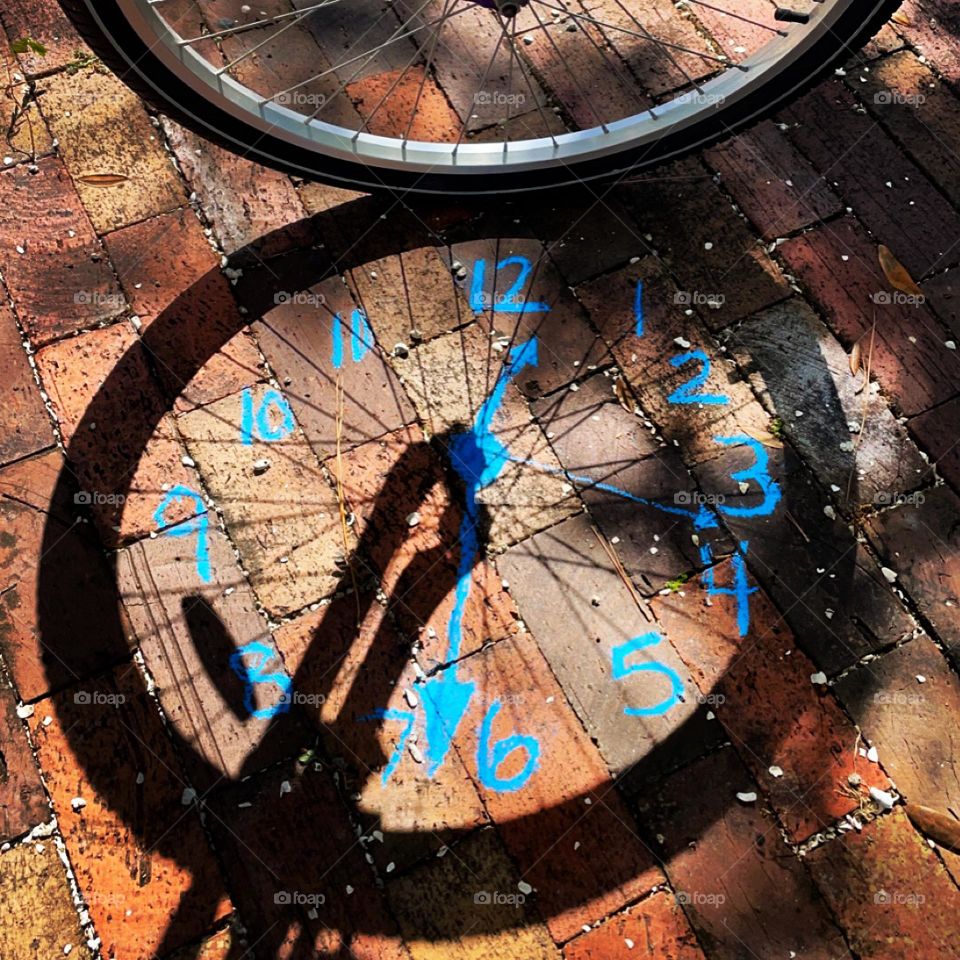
[869,786,895,809]
[810,671,828,685]
[518,880,533,895]
[867,745,879,763]
[181,454,196,468]
[16,703,34,719]
[881,567,897,583]
[916,675,926,684]
[736,791,757,804]
[768,765,784,778]
[181,788,196,805]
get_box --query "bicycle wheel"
[57,0,899,192]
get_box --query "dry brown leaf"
[891,10,911,26]
[878,244,923,297]
[613,377,634,413]
[77,172,129,186]
[849,339,862,377]
[906,802,960,854]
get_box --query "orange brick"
[0,677,48,840]
[28,664,231,960]
[562,891,705,960]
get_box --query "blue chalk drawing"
[699,540,757,637]
[332,308,375,369]
[420,336,542,783]
[240,387,295,445]
[634,279,644,337]
[476,699,540,792]
[611,632,684,717]
[713,435,782,518]
[359,708,416,784]
[507,456,721,531]
[469,256,551,313]
[154,485,212,583]
[229,640,292,720]
[667,350,730,406]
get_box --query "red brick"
[622,158,790,329]
[705,120,842,240]
[28,664,232,960]
[179,384,349,616]
[205,759,409,960]
[638,747,853,960]
[866,486,960,666]
[388,0,554,137]
[167,922,246,960]
[778,215,960,416]
[910,397,960,491]
[0,301,51,465]
[0,158,125,345]
[273,597,489,873]
[562,891,705,960]
[0,45,54,165]
[347,66,461,141]
[0,677,48,840]
[513,4,649,132]
[498,512,721,794]
[106,209,265,412]
[450,636,663,943]
[209,0,366,131]
[0,450,129,700]
[253,274,416,459]
[920,264,960,340]
[850,51,960,209]
[806,808,960,958]
[392,324,580,549]
[332,428,521,664]
[784,81,960,277]
[117,525,305,793]
[584,0,714,97]
[654,560,890,842]
[693,0,782,56]
[161,120,310,261]
[33,323,200,545]
[535,200,648,286]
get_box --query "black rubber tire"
[58,0,901,194]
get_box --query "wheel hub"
[471,0,529,16]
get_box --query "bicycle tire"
[56,0,902,193]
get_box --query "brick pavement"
[0,0,959,957]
